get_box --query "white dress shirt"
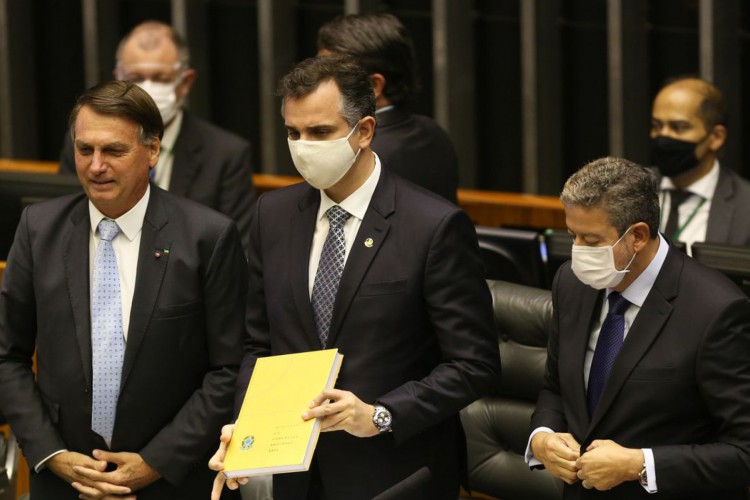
[659,160,719,253]
[88,186,150,339]
[308,155,381,298]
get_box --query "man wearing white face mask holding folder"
[60,21,255,253]
[525,157,750,499]
[208,55,500,500]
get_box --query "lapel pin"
[155,248,170,259]
[154,252,161,259]
[364,238,374,248]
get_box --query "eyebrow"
[285,123,339,131]
[651,117,693,126]
[75,140,131,150]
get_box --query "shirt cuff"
[525,427,555,467]
[35,449,68,473]
[640,448,657,493]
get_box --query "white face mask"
[571,226,637,290]
[288,125,361,190]
[137,79,182,126]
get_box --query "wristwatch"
[638,463,648,487]
[372,405,393,433]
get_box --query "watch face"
[376,411,391,426]
[374,407,392,430]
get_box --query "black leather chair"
[542,229,571,288]
[461,280,563,500]
[475,227,548,288]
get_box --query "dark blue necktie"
[311,205,351,348]
[587,292,630,416]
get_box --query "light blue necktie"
[91,219,125,443]
[311,206,351,348]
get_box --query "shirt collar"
[318,153,382,222]
[88,184,150,241]
[612,233,669,307]
[660,159,720,201]
[375,105,395,115]
[160,110,183,153]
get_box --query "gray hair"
[561,157,660,239]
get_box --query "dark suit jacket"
[60,111,255,252]
[239,169,500,499]
[372,106,459,204]
[704,165,750,245]
[532,247,750,499]
[0,187,248,499]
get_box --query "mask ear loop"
[613,226,637,272]
[346,121,362,162]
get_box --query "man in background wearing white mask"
[208,55,500,500]
[525,157,750,499]
[60,21,255,253]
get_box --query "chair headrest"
[487,280,552,348]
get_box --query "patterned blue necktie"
[587,292,629,416]
[91,219,125,443]
[311,206,351,348]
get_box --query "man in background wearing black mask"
[650,77,750,251]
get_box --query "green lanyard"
[660,191,707,240]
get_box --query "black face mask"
[649,135,702,178]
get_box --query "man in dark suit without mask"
[0,80,247,499]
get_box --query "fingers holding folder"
[302,388,378,438]
[209,424,248,500]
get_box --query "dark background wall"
[0,0,747,195]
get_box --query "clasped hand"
[48,449,160,499]
[532,433,643,490]
[575,440,643,491]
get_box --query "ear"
[370,73,386,99]
[148,137,161,168]
[176,69,197,99]
[707,124,726,153]
[631,222,651,253]
[354,116,376,150]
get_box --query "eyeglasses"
[114,61,187,84]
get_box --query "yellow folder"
[223,349,344,478]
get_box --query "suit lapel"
[63,200,94,387]
[120,189,171,390]
[290,188,323,350]
[326,172,394,347]
[168,113,202,196]
[559,285,602,435]
[705,167,734,243]
[587,249,681,433]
